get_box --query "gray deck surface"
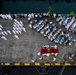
[0,18,76,63]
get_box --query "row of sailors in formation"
[12,19,26,34]
[31,51,58,63]
[28,13,57,21]
[0,14,27,20]
[42,45,57,49]
[31,55,57,63]
[28,13,49,20]
[0,14,12,20]
[0,13,57,21]
[1,35,19,40]
[56,16,76,33]
[0,19,26,40]
[0,25,12,35]
[29,19,75,45]
[0,19,26,35]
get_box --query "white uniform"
[18,27,21,31]
[16,24,20,28]
[13,27,15,30]
[37,52,41,56]
[14,35,19,39]
[39,57,43,60]
[1,32,5,35]
[12,30,16,34]
[1,36,7,40]
[14,19,17,22]
[17,30,22,34]
[0,28,2,31]
[15,27,19,31]
[20,21,23,26]
[53,57,56,61]
[15,30,19,34]
[3,31,8,35]
[22,27,26,32]
[7,30,12,34]
[7,14,12,20]
[0,25,3,28]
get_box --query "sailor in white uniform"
[19,24,23,28]
[1,36,7,40]
[53,57,56,61]
[0,25,3,28]
[20,21,23,26]
[13,27,15,30]
[22,27,26,32]
[18,27,21,31]
[17,29,22,34]
[6,14,12,20]
[7,30,12,34]
[15,30,19,34]
[0,28,2,31]
[3,31,8,35]
[14,19,17,22]
[1,32,5,35]
[12,30,16,34]
[14,35,19,39]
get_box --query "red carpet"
[41,48,59,54]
